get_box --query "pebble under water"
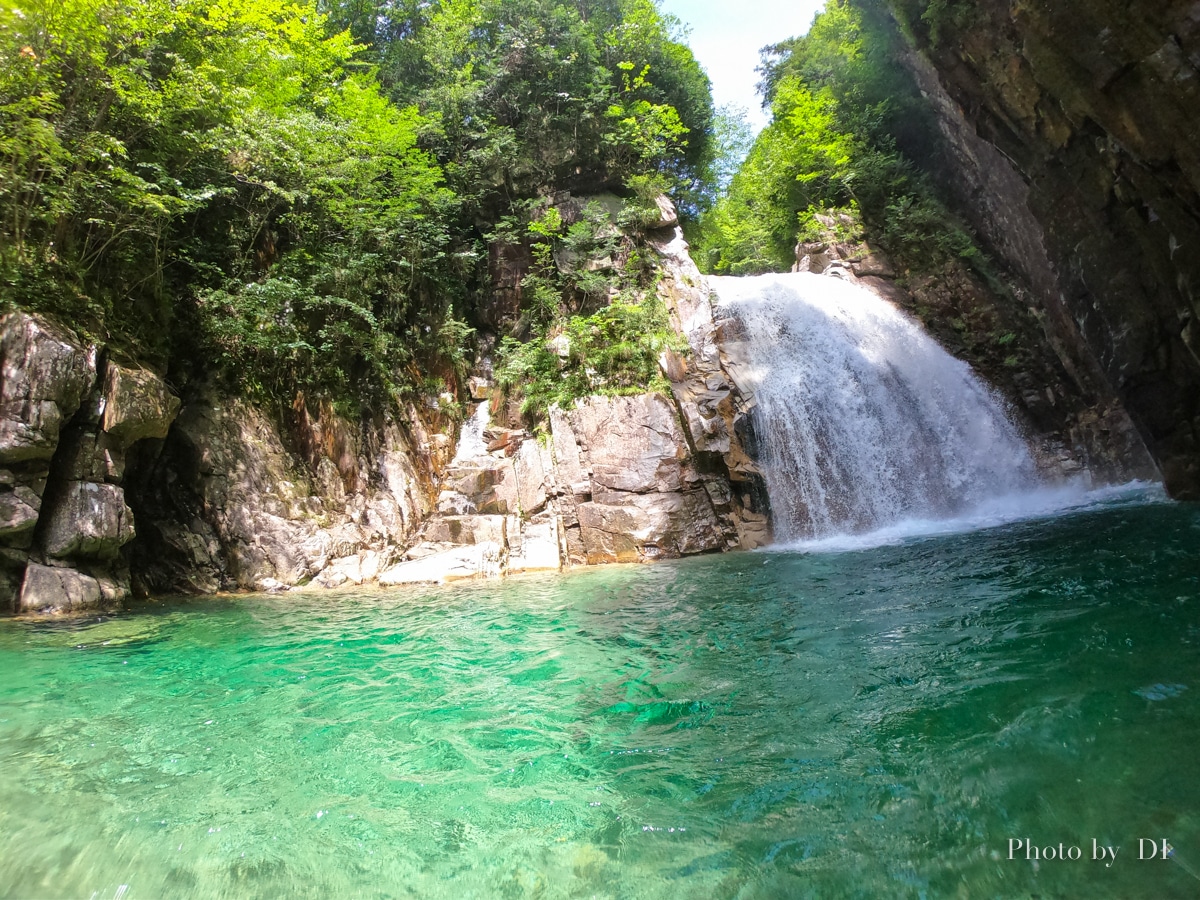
[1,488,1198,899]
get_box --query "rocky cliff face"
[374,204,769,587]
[1,200,767,612]
[125,397,440,595]
[887,0,1200,497]
[1,313,179,613]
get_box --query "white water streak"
[452,402,491,464]
[778,480,1166,553]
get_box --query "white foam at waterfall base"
[779,480,1168,553]
[712,272,1043,541]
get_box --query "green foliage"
[797,203,864,245]
[495,293,684,425]
[887,0,972,48]
[0,0,471,408]
[1,0,720,417]
[707,105,756,194]
[324,0,716,217]
[920,0,971,47]
[695,0,986,279]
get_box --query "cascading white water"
[712,273,1039,541]
[452,401,491,464]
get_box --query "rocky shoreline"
[0,206,1161,615]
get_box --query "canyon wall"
[886,0,1200,497]
[0,203,768,613]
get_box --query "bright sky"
[659,0,826,132]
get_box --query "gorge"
[2,0,1197,609]
[1,0,1199,896]
[0,211,1159,610]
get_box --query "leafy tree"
[1,0,463,409]
[322,0,715,213]
[2,0,720,419]
[695,0,980,277]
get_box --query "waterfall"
[712,273,1038,541]
[452,402,491,464]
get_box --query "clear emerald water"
[2,489,1198,899]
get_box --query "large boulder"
[567,395,687,494]
[131,398,435,594]
[39,481,135,560]
[0,313,96,464]
[513,439,549,515]
[16,563,113,614]
[577,490,723,564]
[101,363,181,448]
[507,515,563,573]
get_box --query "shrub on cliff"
[495,292,684,425]
[693,0,981,277]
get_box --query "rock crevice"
[1,312,181,613]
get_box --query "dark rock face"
[889,0,1200,497]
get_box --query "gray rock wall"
[128,397,440,595]
[0,311,180,614]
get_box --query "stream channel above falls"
[1,483,1198,898]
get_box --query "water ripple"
[0,498,1197,898]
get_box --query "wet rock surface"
[652,221,773,550]
[888,0,1200,497]
[394,212,767,584]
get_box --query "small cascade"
[452,401,491,464]
[712,273,1038,541]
